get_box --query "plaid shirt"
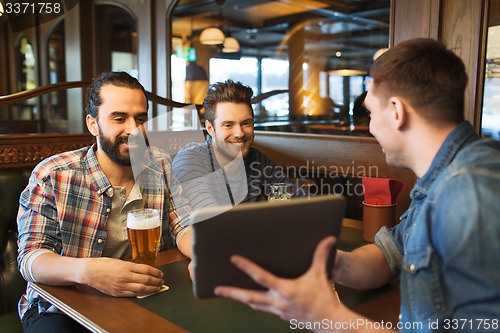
[17,145,191,319]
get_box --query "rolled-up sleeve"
[374,226,403,277]
[17,171,63,271]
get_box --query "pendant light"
[199,0,226,45]
[199,0,240,52]
[222,36,240,53]
[200,27,225,45]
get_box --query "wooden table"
[32,222,399,332]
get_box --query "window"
[170,0,390,134]
[261,58,289,117]
[481,11,500,140]
[209,57,258,89]
[16,36,36,92]
[11,36,38,127]
[95,4,137,77]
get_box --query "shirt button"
[97,239,103,244]
[106,208,111,213]
[409,264,416,272]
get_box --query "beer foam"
[127,209,161,229]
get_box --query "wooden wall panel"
[440,0,488,130]
[392,0,441,44]
[491,0,500,25]
[0,133,93,169]
[79,0,95,81]
[154,0,168,104]
[392,0,488,132]
[254,132,386,176]
[0,22,10,96]
[128,0,153,93]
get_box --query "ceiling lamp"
[199,0,227,45]
[222,36,240,53]
[327,57,368,77]
[327,63,367,76]
[328,69,368,77]
[199,27,225,45]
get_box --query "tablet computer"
[191,194,346,298]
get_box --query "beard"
[98,127,146,167]
[98,128,131,166]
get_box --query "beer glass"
[127,208,161,267]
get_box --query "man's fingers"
[188,261,195,281]
[214,286,291,318]
[214,286,271,305]
[126,262,164,286]
[129,262,164,279]
[230,255,281,290]
[309,236,337,275]
[122,282,163,297]
[249,303,288,319]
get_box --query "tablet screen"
[191,195,345,298]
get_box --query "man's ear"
[390,96,407,130]
[205,120,215,137]
[86,115,99,137]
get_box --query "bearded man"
[17,71,192,332]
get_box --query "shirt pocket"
[403,247,446,320]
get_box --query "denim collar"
[410,121,478,201]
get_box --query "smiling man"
[172,80,305,259]
[173,80,304,210]
[206,100,255,166]
[17,72,192,332]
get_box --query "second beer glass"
[127,208,161,267]
[266,183,293,201]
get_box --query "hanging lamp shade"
[222,37,240,53]
[199,27,225,45]
[326,57,368,77]
[328,68,368,76]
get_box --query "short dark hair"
[370,38,467,125]
[203,80,254,124]
[85,71,148,118]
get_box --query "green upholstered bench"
[0,168,32,332]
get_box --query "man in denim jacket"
[215,38,500,332]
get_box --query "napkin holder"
[362,201,397,242]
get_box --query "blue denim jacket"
[375,122,500,332]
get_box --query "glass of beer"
[127,208,161,267]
